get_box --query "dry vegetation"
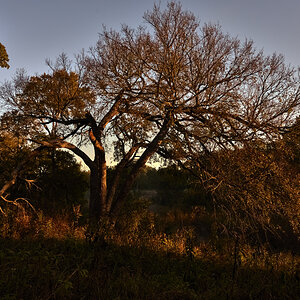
[0,203,299,300]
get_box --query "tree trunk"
[89,168,103,220]
[88,150,108,221]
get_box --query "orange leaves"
[21,70,95,119]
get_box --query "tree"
[0,111,89,214]
[29,150,89,212]
[0,43,9,69]
[0,111,37,213]
[0,2,299,221]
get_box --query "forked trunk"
[88,111,171,219]
[88,126,108,221]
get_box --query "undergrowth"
[0,206,299,299]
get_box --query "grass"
[0,207,299,299]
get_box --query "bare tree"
[1,2,299,221]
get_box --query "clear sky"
[1,0,300,84]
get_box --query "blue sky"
[1,0,300,84]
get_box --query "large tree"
[1,2,299,220]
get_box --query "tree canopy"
[0,43,9,69]
[0,2,299,221]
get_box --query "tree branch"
[32,139,94,170]
[106,144,141,211]
[0,146,46,198]
[98,90,124,132]
[111,111,172,214]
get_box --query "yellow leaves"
[21,70,95,118]
[0,42,9,69]
[0,131,27,158]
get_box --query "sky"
[1,0,300,166]
[1,0,300,85]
